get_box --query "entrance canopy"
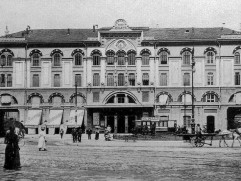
[67,110,84,128]
[25,109,42,128]
[47,110,63,128]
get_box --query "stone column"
[114,115,117,133]
[105,116,107,127]
[125,115,128,133]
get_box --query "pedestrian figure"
[4,127,21,169]
[77,127,82,142]
[86,128,92,140]
[196,124,202,139]
[71,128,77,143]
[95,128,99,140]
[81,123,86,134]
[60,128,64,139]
[38,126,47,151]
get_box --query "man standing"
[77,127,82,142]
[86,128,92,140]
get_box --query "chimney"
[5,26,9,36]
[93,25,98,32]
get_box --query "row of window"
[1,71,239,88]
[1,51,240,68]
[30,72,219,87]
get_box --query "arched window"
[183,51,191,65]
[202,92,219,102]
[53,53,61,66]
[235,52,240,64]
[160,51,168,64]
[0,55,6,66]
[118,73,125,86]
[6,55,12,66]
[207,72,214,85]
[32,53,40,66]
[106,52,115,65]
[74,53,82,66]
[142,52,150,65]
[93,54,101,65]
[117,52,125,65]
[207,51,215,64]
[127,52,135,65]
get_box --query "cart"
[177,133,216,147]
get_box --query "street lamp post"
[191,48,195,134]
[75,81,77,127]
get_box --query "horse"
[215,128,241,147]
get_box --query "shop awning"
[67,110,84,128]
[25,110,42,127]
[47,110,63,127]
[182,94,192,104]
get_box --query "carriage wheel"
[195,137,205,147]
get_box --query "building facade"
[0,19,241,135]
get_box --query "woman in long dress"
[4,127,21,169]
[38,127,47,151]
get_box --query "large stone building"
[0,19,241,135]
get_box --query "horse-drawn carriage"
[177,133,216,147]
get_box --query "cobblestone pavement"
[0,134,241,181]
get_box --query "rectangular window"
[7,74,12,87]
[75,74,81,87]
[117,55,125,65]
[128,73,135,86]
[183,73,190,86]
[235,72,240,85]
[207,73,214,85]
[183,116,191,128]
[0,74,5,87]
[93,73,100,86]
[207,94,215,102]
[107,73,114,86]
[160,73,167,86]
[118,94,125,103]
[54,74,60,87]
[33,74,39,87]
[93,92,99,102]
[128,53,135,65]
[118,73,125,86]
[142,91,149,102]
[142,73,149,86]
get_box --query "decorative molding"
[50,49,63,57]
[29,49,43,57]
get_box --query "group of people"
[71,127,83,143]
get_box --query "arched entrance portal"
[207,116,215,133]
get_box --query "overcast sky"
[0,0,241,36]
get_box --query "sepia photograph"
[0,0,241,180]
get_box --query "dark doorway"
[227,107,241,129]
[207,116,215,133]
[128,116,135,133]
[107,116,114,133]
[117,115,125,133]
[55,127,60,134]
[0,111,5,137]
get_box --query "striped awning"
[67,110,84,128]
[47,110,63,127]
[25,110,42,127]
[159,94,168,105]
